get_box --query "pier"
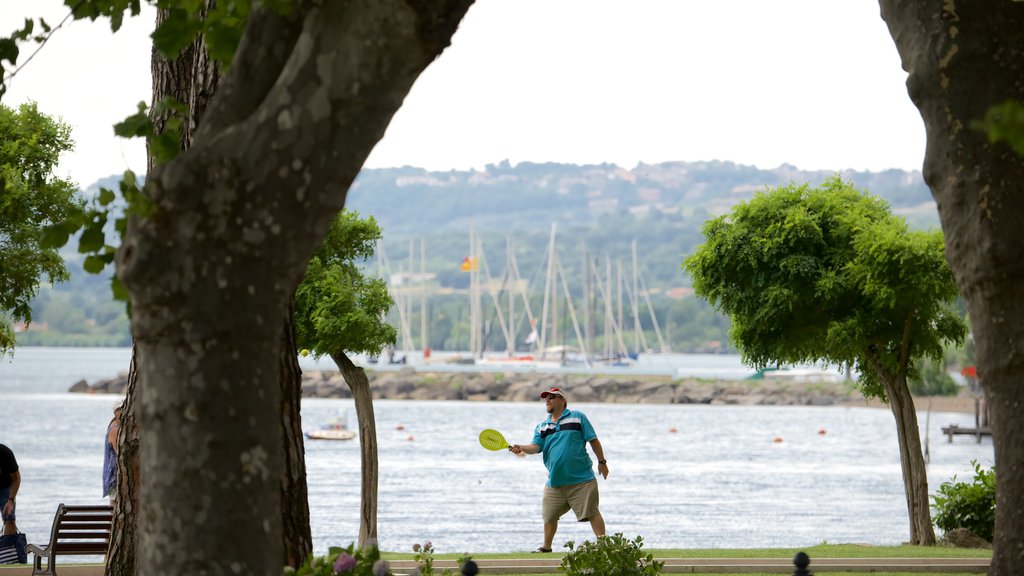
[941,395,991,443]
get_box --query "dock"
[941,423,992,443]
[941,395,991,443]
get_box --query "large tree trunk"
[332,352,379,547]
[116,3,472,574]
[106,9,225,573]
[880,3,1024,573]
[149,4,314,564]
[107,350,140,576]
[880,374,935,545]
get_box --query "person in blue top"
[103,399,124,502]
[510,387,608,553]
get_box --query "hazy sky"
[1,1,925,188]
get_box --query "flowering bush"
[288,541,391,576]
[560,533,664,576]
[409,541,474,576]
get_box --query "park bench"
[25,504,112,576]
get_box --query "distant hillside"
[344,160,938,291]
[19,160,938,353]
[346,160,938,239]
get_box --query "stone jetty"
[70,367,857,406]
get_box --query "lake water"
[0,347,994,555]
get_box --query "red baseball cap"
[540,387,566,400]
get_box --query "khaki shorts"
[542,479,600,523]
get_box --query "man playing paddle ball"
[509,387,608,553]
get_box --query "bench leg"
[32,552,55,576]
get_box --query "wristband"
[598,460,607,465]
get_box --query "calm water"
[0,347,994,555]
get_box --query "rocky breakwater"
[73,367,857,406]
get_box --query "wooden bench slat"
[58,522,111,530]
[55,532,111,539]
[61,514,112,522]
[53,543,109,553]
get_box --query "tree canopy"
[683,175,965,398]
[0,101,80,353]
[294,209,396,358]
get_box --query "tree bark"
[109,19,225,576]
[880,3,1024,572]
[152,5,314,563]
[106,349,140,576]
[333,352,379,547]
[116,3,472,574]
[880,373,935,545]
[280,305,312,566]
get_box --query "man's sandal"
[532,547,552,553]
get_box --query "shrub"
[289,542,391,576]
[560,533,664,576]
[932,460,996,542]
[409,542,473,576]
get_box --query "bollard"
[792,551,812,576]
[461,559,479,575]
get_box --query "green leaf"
[83,254,109,274]
[78,225,106,254]
[111,276,130,303]
[98,187,116,206]
[150,132,181,164]
[40,223,72,250]
[974,100,1024,156]
[113,102,153,139]
[151,8,202,58]
[0,38,19,65]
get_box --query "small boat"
[306,416,356,441]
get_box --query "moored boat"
[306,416,356,441]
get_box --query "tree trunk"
[106,8,225,573]
[106,349,140,576]
[280,305,312,566]
[152,3,313,568]
[879,373,935,545]
[116,3,472,574]
[333,352,379,547]
[880,3,1024,572]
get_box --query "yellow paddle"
[478,428,511,451]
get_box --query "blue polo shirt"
[531,408,597,487]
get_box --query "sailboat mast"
[421,238,428,356]
[507,236,515,355]
[538,223,556,358]
[632,240,641,355]
[605,254,613,360]
[468,227,477,357]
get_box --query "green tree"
[0,102,81,353]
[683,176,966,545]
[294,209,396,547]
[881,4,1024,571]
